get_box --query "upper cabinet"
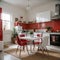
[16,22,41,30]
[36,11,51,22]
[25,23,41,30]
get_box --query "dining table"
[19,36,42,40]
[19,36,43,52]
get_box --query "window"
[36,11,51,22]
[1,13,11,30]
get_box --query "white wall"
[27,0,59,22]
[0,0,59,43]
[0,1,27,43]
[0,41,3,50]
[0,1,27,28]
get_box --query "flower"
[30,31,33,34]
[45,26,52,32]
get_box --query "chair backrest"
[16,34,27,45]
[33,33,42,42]
[16,36,21,44]
[42,36,49,48]
[37,33,42,37]
[34,33,43,38]
[16,36,26,45]
[20,34,25,37]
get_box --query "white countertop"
[49,32,60,34]
[37,32,60,34]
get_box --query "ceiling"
[2,0,57,9]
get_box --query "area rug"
[4,48,60,60]
[22,53,60,60]
[4,48,31,58]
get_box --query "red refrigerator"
[0,8,3,51]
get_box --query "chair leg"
[19,46,21,57]
[44,47,49,55]
[46,49,49,55]
[30,44,33,52]
[26,45,29,55]
[33,44,35,51]
[37,44,40,51]
[23,46,26,52]
[40,46,45,54]
[23,46,25,51]
[16,45,19,54]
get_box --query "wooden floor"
[0,52,21,60]
[3,43,60,60]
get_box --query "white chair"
[41,36,49,54]
[33,33,42,51]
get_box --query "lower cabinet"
[42,33,50,47]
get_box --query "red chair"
[19,34,32,52]
[33,33,42,51]
[19,34,30,50]
[20,34,25,37]
[20,34,30,43]
[16,34,29,56]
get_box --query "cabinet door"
[28,23,41,29]
[0,8,3,41]
[53,20,60,31]
[0,19,3,41]
[22,23,27,29]
[0,31,2,40]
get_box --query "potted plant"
[30,31,33,37]
[45,26,52,32]
[11,28,18,44]
[30,31,33,34]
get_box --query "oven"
[50,34,60,46]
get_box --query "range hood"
[52,4,60,20]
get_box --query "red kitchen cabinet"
[42,21,54,29]
[53,20,60,31]
[21,23,27,29]
[40,20,60,31]
[15,22,27,29]
[0,8,3,41]
[18,22,23,26]
[24,23,41,30]
[28,23,41,29]
[18,23,26,29]
[18,22,41,30]
[16,20,60,32]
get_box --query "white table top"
[19,36,42,41]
